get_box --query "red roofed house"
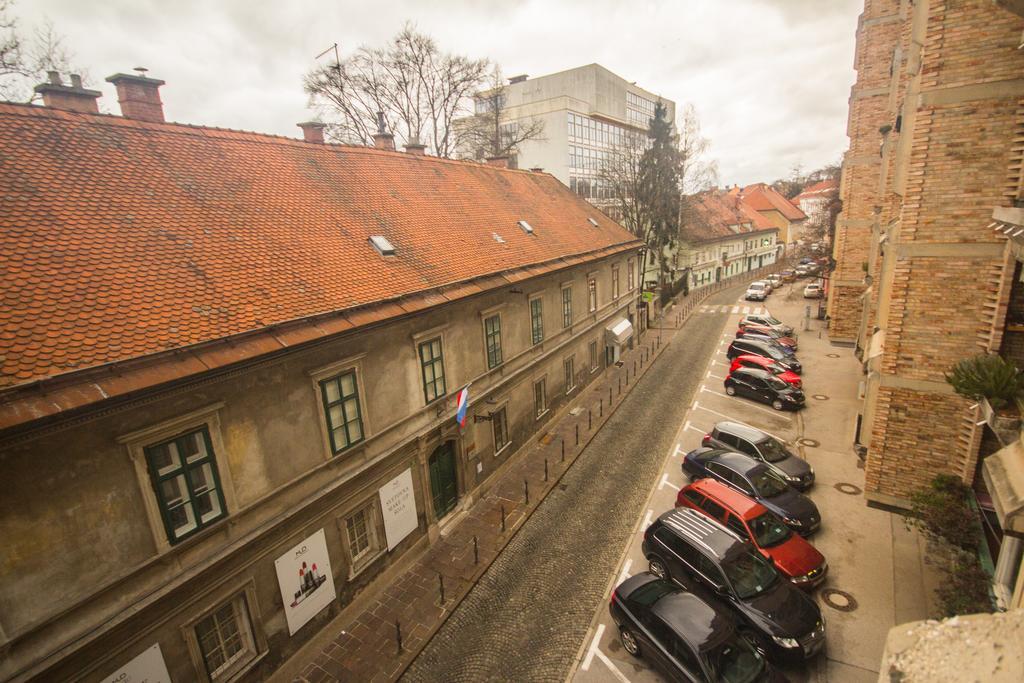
[740,183,808,249]
[678,189,781,289]
[792,178,838,237]
[0,71,642,681]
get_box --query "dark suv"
[642,508,825,665]
[702,421,814,490]
[727,339,802,374]
[609,573,783,681]
[682,450,821,535]
[725,368,805,411]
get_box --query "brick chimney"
[105,70,166,123]
[34,72,101,114]
[297,121,326,144]
[404,137,427,156]
[373,132,395,151]
[486,156,510,169]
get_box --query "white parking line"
[731,306,739,314]
[707,373,725,380]
[742,306,750,314]
[684,422,705,433]
[659,473,680,491]
[688,403,789,442]
[617,558,633,585]
[581,623,605,671]
[699,386,793,418]
[674,440,686,455]
[642,509,653,529]
[595,649,633,683]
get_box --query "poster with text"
[379,468,418,551]
[101,643,171,683]
[274,528,336,636]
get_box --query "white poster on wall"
[379,468,418,551]
[274,528,336,636]
[101,643,171,683]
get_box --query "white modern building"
[462,64,675,209]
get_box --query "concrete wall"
[0,252,640,681]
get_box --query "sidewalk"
[279,268,781,683]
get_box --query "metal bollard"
[439,573,445,604]
[609,386,612,404]
[561,438,565,462]
[618,377,621,394]
[544,458,549,482]
[576,424,580,445]
[524,478,530,505]
[396,620,403,654]
[589,409,592,430]
[474,535,479,565]
[501,504,506,532]
[600,398,603,417]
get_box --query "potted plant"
[945,354,1024,442]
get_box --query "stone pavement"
[279,268,781,683]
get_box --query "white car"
[803,283,823,299]
[765,274,783,288]
[745,281,769,301]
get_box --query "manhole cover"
[822,589,858,612]
[798,438,820,447]
[826,353,840,358]
[834,482,862,495]
[812,394,829,401]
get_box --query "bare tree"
[304,24,490,157]
[0,1,78,102]
[459,67,544,162]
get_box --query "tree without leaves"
[0,0,78,102]
[304,25,490,157]
[459,67,544,163]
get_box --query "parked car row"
[610,311,830,681]
[726,311,805,411]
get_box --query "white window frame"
[492,402,511,457]
[533,376,548,420]
[564,355,577,395]
[340,496,386,578]
[182,581,265,682]
[118,402,239,555]
[589,340,600,373]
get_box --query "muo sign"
[274,528,336,636]
[379,468,418,551]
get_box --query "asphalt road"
[401,283,748,683]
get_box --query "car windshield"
[750,470,789,498]
[756,438,790,463]
[767,365,785,377]
[749,284,764,290]
[748,512,792,548]
[765,375,788,391]
[765,347,786,361]
[723,549,779,599]
[764,316,782,325]
[626,578,677,608]
[706,633,766,683]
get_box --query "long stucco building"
[829,0,1024,608]
[0,72,644,681]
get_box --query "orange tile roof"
[793,178,838,202]
[681,190,778,244]
[741,183,808,222]
[0,103,639,427]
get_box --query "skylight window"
[517,220,534,235]
[369,235,396,256]
[588,217,599,227]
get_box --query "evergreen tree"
[637,102,682,288]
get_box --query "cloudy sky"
[19,0,860,186]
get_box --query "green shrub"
[906,474,978,552]
[935,549,994,617]
[944,354,1024,411]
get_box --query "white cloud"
[18,0,860,184]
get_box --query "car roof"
[690,478,767,520]
[651,591,733,650]
[734,354,770,366]
[731,367,772,380]
[713,451,766,476]
[655,508,745,560]
[713,420,769,443]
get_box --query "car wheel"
[726,385,737,396]
[772,398,785,411]
[620,627,641,657]
[648,557,669,581]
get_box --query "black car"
[725,368,805,411]
[609,572,783,682]
[702,421,814,490]
[733,331,797,356]
[681,450,821,535]
[642,508,825,666]
[727,339,802,374]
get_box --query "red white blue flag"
[455,386,470,429]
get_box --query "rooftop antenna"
[315,43,341,71]
[133,66,149,76]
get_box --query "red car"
[736,323,798,350]
[730,355,802,388]
[677,478,827,590]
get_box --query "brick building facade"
[829,0,1024,508]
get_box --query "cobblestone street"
[401,283,746,682]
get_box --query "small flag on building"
[455,386,470,429]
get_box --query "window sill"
[590,366,599,375]
[348,547,387,581]
[566,386,577,396]
[494,442,512,458]
[535,409,550,421]
[217,649,267,683]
